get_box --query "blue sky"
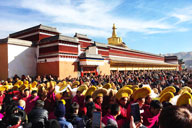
[0,0,192,54]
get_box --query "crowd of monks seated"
[0,70,192,128]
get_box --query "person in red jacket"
[0,87,5,106]
[141,100,162,128]
[115,87,133,128]
[92,88,108,112]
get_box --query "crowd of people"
[0,70,192,128]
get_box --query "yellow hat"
[108,89,118,97]
[67,82,72,86]
[20,84,28,91]
[111,82,117,90]
[92,88,108,100]
[85,86,97,96]
[45,82,50,89]
[0,86,5,91]
[32,81,38,88]
[14,80,23,86]
[133,87,151,101]
[160,86,176,97]
[84,82,89,86]
[8,83,13,86]
[103,83,112,89]
[98,84,103,88]
[61,99,66,105]
[116,87,133,100]
[177,92,192,106]
[77,85,88,95]
[50,81,56,87]
[59,81,68,92]
[153,88,159,94]
[123,85,139,90]
[123,85,133,89]
[178,86,192,95]
[159,92,174,103]
[72,81,80,88]
[24,81,29,85]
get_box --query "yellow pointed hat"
[178,86,192,95]
[85,86,97,96]
[160,86,176,97]
[14,80,23,86]
[103,83,112,90]
[20,84,28,91]
[133,87,151,101]
[32,81,38,88]
[23,81,29,85]
[92,88,108,100]
[116,87,133,100]
[77,85,88,95]
[177,92,192,106]
[0,86,5,91]
[159,92,174,103]
[58,81,68,91]
[72,81,80,88]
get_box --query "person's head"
[0,90,4,96]
[31,90,37,98]
[145,95,152,105]
[110,104,120,117]
[187,80,192,88]
[159,106,192,128]
[54,101,65,118]
[150,100,162,116]
[119,97,128,106]
[162,101,172,108]
[85,95,93,104]
[18,99,26,109]
[35,100,44,108]
[136,97,145,108]
[86,102,95,118]
[76,91,82,97]
[71,102,79,114]
[96,96,103,104]
[24,89,30,97]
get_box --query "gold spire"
[108,24,126,47]
[112,23,117,37]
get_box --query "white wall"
[8,44,37,78]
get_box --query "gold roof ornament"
[112,23,117,37]
[108,24,126,47]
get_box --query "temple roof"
[9,24,59,37]
[94,42,108,48]
[74,33,92,40]
[0,38,33,47]
[39,34,79,44]
[110,57,178,66]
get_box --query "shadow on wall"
[8,46,37,78]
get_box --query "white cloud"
[0,0,190,39]
[170,6,192,23]
[19,0,175,34]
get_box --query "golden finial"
[112,23,117,37]
[108,24,126,47]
